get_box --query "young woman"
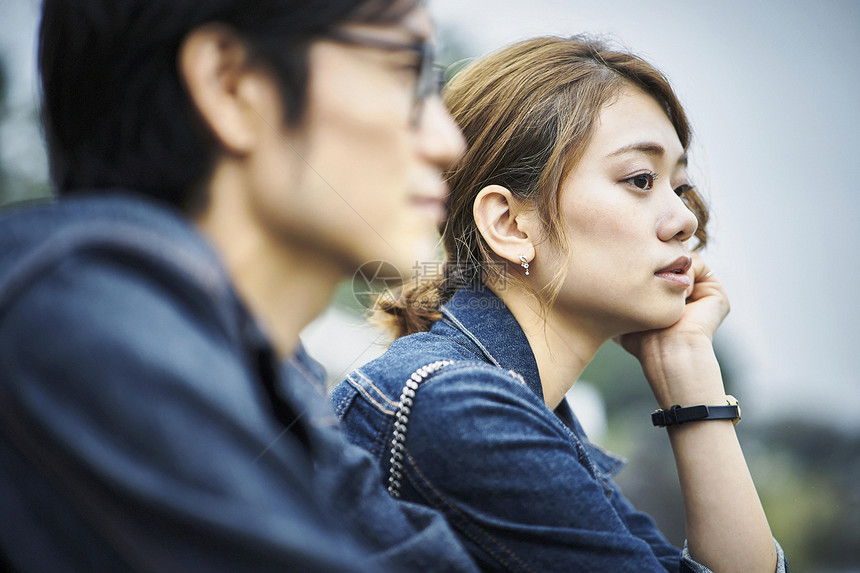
[332,36,787,572]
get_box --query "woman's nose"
[657,192,699,243]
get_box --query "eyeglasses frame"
[324,28,445,127]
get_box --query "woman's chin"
[625,307,686,334]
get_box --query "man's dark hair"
[39,0,416,211]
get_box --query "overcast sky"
[2,0,858,430]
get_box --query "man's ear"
[178,24,273,154]
[473,185,537,267]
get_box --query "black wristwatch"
[651,395,741,427]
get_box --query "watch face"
[725,395,741,425]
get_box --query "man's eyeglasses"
[325,29,445,127]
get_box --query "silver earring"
[519,255,530,276]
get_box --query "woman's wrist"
[639,334,727,408]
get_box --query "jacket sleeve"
[0,249,372,572]
[383,364,786,573]
[278,353,482,573]
[607,481,788,572]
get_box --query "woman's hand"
[617,253,731,407]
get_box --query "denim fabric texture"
[333,284,788,572]
[0,193,478,573]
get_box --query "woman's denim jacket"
[332,284,787,573]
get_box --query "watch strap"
[652,396,741,427]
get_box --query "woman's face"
[248,5,465,278]
[545,88,699,337]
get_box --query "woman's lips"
[655,270,692,288]
[655,256,692,288]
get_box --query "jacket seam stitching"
[353,370,399,407]
[438,308,502,368]
[333,391,353,419]
[345,374,396,415]
[553,419,616,495]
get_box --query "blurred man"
[0,0,471,571]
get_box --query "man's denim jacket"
[0,194,477,572]
[332,284,787,572]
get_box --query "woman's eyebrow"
[608,142,688,167]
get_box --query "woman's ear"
[178,24,273,154]
[473,185,537,267]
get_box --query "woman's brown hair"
[379,35,709,337]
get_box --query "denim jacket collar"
[439,284,544,401]
[438,285,628,478]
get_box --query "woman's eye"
[628,172,655,190]
[674,184,693,197]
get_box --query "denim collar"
[439,284,543,401]
[288,342,328,390]
[438,285,628,477]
